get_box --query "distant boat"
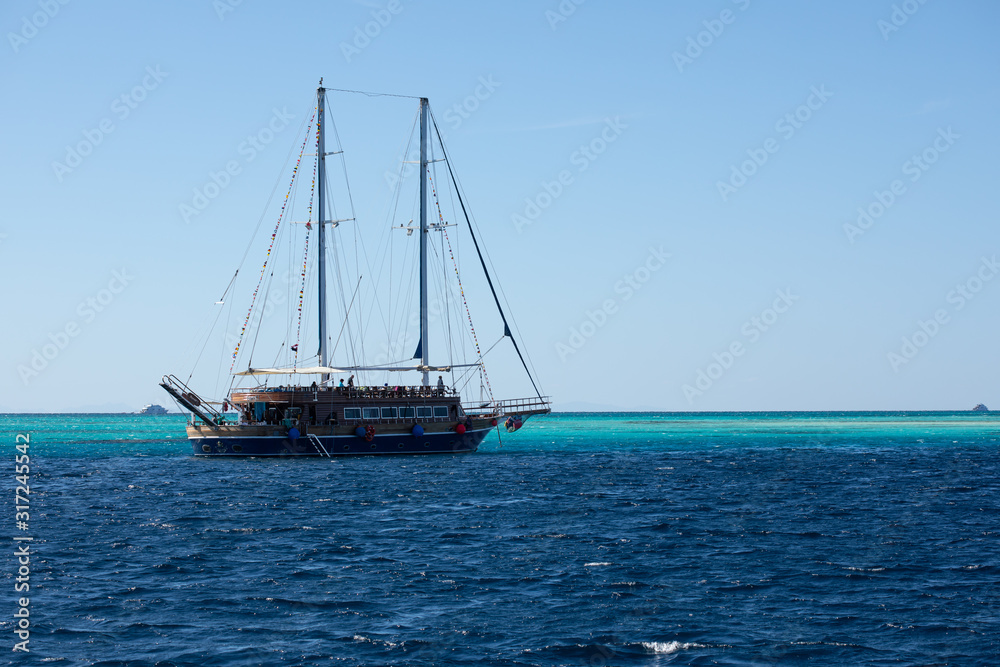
[161,80,550,457]
[138,404,169,415]
[972,404,989,412]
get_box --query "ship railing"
[160,374,223,426]
[462,396,552,418]
[233,385,455,400]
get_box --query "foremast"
[418,97,430,387]
[316,81,330,384]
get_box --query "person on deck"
[437,375,445,395]
[338,379,345,388]
[347,375,355,387]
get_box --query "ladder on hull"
[306,433,331,457]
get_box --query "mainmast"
[317,81,329,383]
[419,97,429,387]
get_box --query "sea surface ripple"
[1,412,998,665]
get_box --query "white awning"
[233,363,480,376]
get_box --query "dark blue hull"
[190,427,492,456]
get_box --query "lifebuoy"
[365,425,376,442]
[505,416,523,433]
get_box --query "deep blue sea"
[1,412,998,666]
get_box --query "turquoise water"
[1,412,997,664]
[4,411,999,457]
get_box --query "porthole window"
[202,444,211,453]
[343,445,350,451]
[232,445,243,453]
[398,443,404,448]
[424,442,431,447]
[370,443,377,449]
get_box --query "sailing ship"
[162,81,550,456]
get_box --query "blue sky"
[2,0,999,412]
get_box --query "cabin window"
[399,407,415,418]
[344,408,362,420]
[362,407,380,420]
[433,406,449,418]
[415,406,433,418]
[380,407,397,419]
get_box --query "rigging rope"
[230,111,315,373]
[429,110,545,400]
[293,118,321,369]
[292,229,310,369]
[428,169,494,403]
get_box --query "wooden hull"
[187,421,494,456]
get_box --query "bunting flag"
[293,118,321,370]
[429,168,494,403]
[292,226,310,369]
[230,110,316,373]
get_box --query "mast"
[419,97,429,387]
[317,81,329,383]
